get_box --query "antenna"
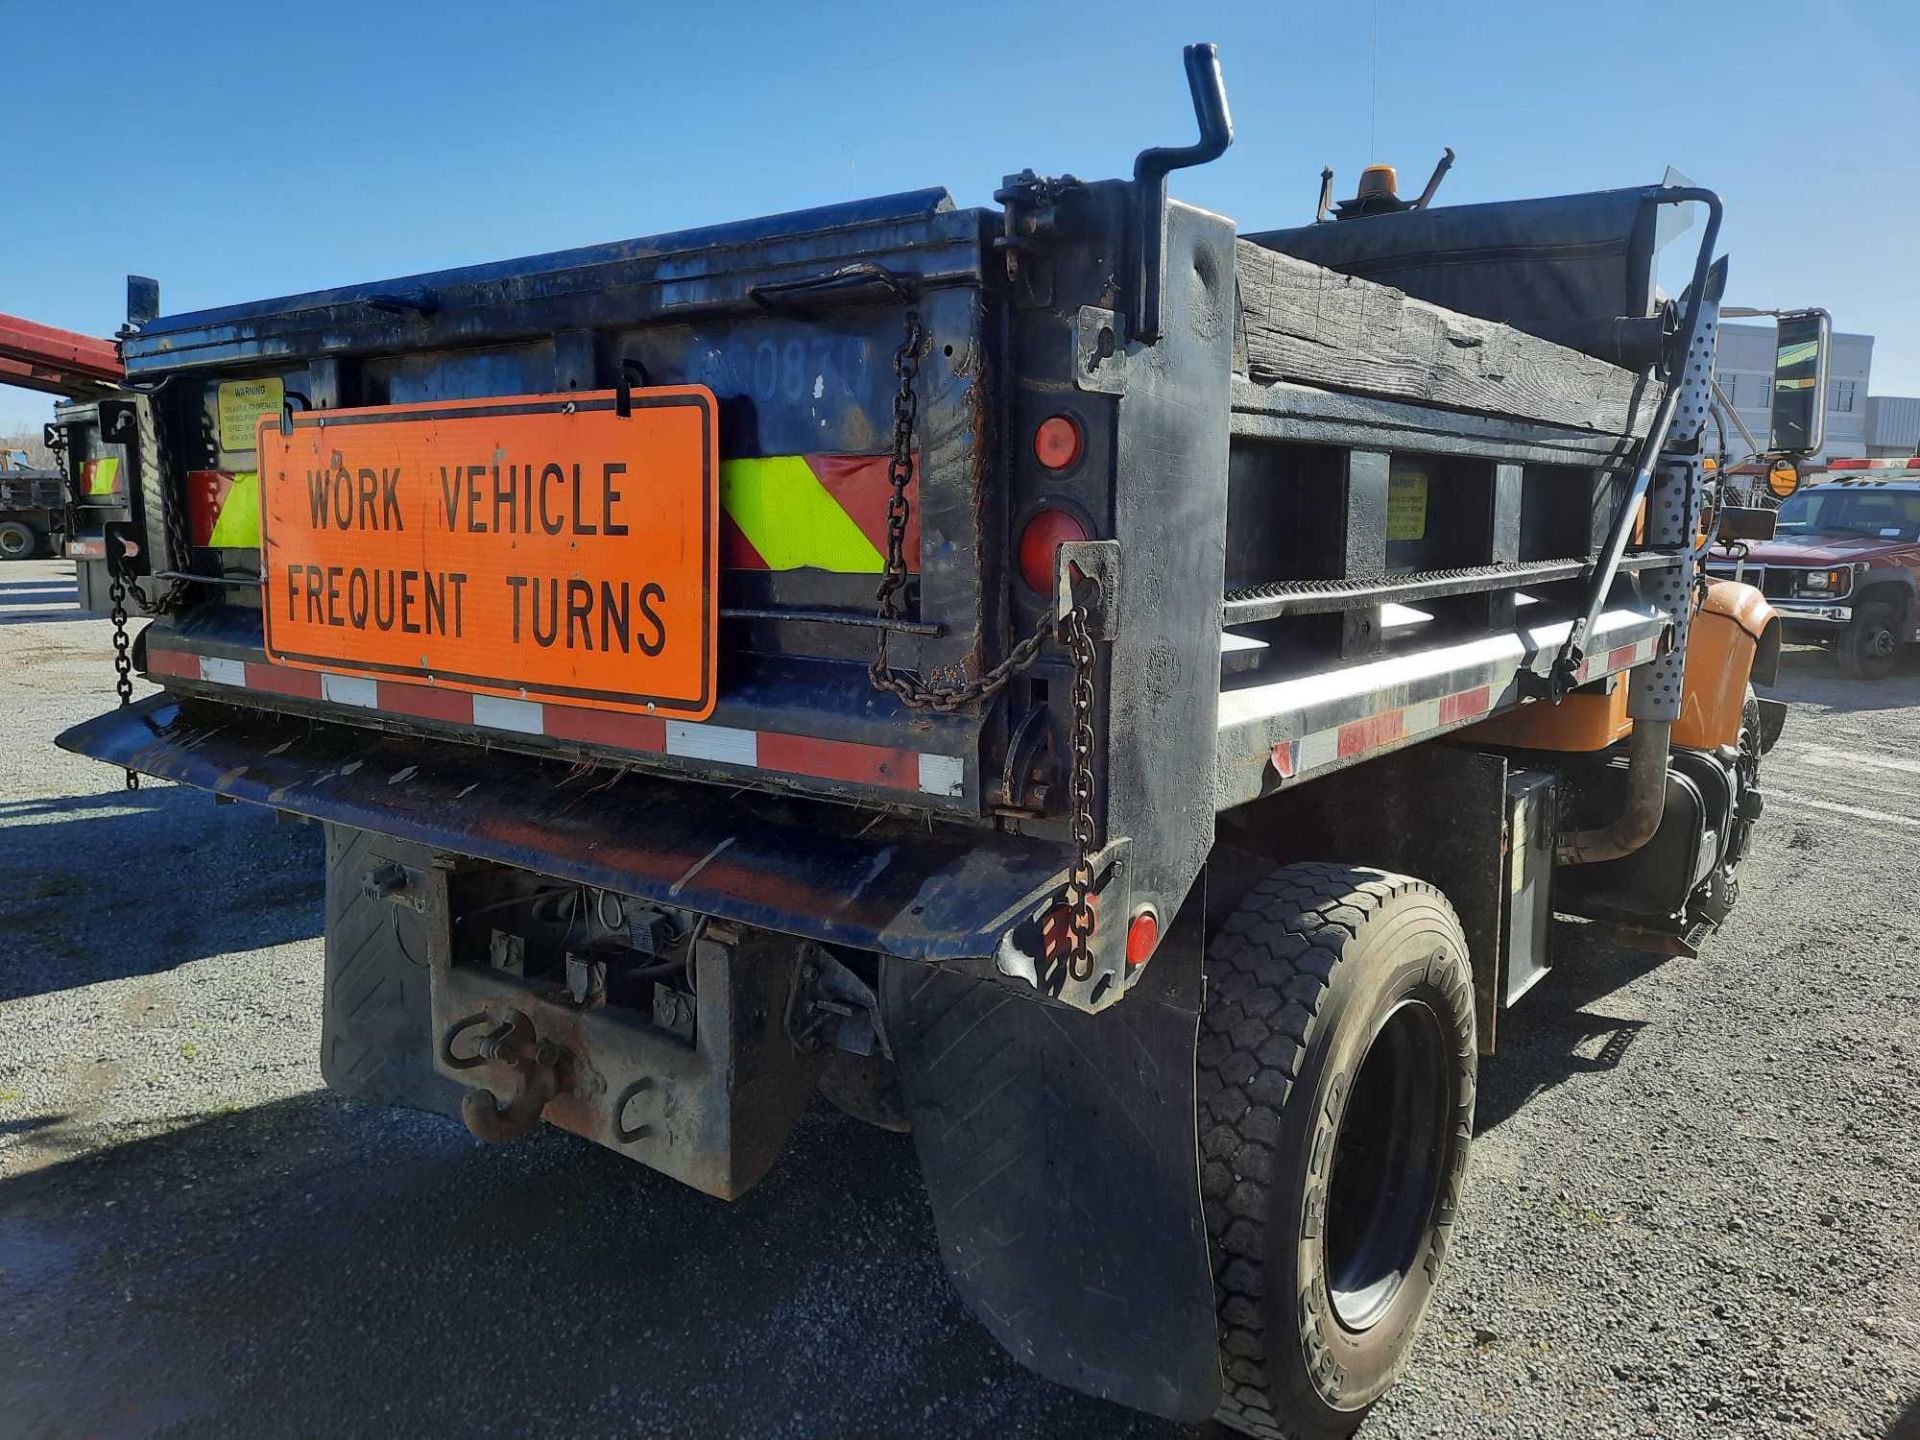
[1368,0,1379,161]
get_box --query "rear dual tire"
[1202,864,1476,1440]
[0,520,38,561]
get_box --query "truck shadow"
[0,918,1729,1439]
[1472,920,1662,1134]
[0,1090,1190,1439]
[0,785,321,1003]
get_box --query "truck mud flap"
[56,698,1068,963]
[321,825,465,1119]
[878,884,1220,1423]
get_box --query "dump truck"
[0,447,65,560]
[56,45,1817,1438]
[45,394,146,612]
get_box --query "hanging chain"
[869,311,922,654]
[869,309,1058,712]
[147,398,194,616]
[107,570,139,792]
[99,392,192,792]
[866,308,1104,975]
[1061,606,1099,978]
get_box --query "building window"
[1718,373,1737,404]
[1830,379,1858,414]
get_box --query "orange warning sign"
[257,389,718,719]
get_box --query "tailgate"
[113,190,998,814]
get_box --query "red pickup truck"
[1707,473,1920,678]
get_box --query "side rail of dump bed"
[1206,236,1685,808]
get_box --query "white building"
[1866,395,1920,459]
[1712,321,1873,464]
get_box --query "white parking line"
[1780,744,1920,778]
[1768,790,1920,828]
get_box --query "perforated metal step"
[1222,552,1680,623]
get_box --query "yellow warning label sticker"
[1388,467,1429,542]
[217,378,285,453]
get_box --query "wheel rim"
[1870,628,1896,659]
[1323,997,1451,1333]
[0,528,27,559]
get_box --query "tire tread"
[1201,862,1453,1440]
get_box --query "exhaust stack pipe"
[1557,720,1673,866]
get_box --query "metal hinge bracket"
[1074,306,1129,395]
[1056,539,1120,640]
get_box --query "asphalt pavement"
[1,558,1916,1440]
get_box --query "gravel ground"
[1,557,1915,1440]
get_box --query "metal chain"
[869,312,922,644]
[869,309,1060,712]
[99,391,190,793]
[866,308,1103,975]
[44,422,74,541]
[1060,606,1099,979]
[107,571,139,792]
[147,397,194,615]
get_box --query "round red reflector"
[1018,509,1089,594]
[1126,909,1159,967]
[1033,415,1083,471]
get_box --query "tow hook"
[441,1008,572,1145]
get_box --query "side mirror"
[1769,309,1830,456]
[1716,506,1778,542]
[125,275,161,331]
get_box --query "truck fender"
[1675,580,1778,752]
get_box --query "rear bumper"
[1773,602,1852,626]
[136,605,981,814]
[55,695,1067,965]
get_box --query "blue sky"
[3,0,1915,432]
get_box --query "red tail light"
[1018,509,1088,594]
[1033,415,1083,471]
[1126,909,1159,966]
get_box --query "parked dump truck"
[57,46,1819,1437]
[0,447,65,560]
[44,394,141,611]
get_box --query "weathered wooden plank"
[1234,238,1661,437]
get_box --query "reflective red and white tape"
[1266,635,1660,783]
[145,646,966,799]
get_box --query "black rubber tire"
[0,519,35,561]
[1202,863,1476,1440]
[1840,601,1902,680]
[1707,686,1764,919]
